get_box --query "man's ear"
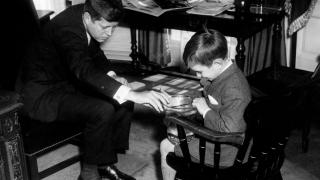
[83,12,91,24]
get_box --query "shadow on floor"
[285,121,320,179]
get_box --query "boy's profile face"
[189,59,224,80]
[84,12,118,42]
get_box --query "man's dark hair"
[84,0,124,21]
[183,28,228,67]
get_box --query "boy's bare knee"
[160,138,175,155]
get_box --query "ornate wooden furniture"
[0,90,28,180]
[123,6,285,71]
[16,9,84,180]
[21,117,83,180]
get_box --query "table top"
[129,72,202,97]
[124,8,285,39]
[128,72,202,116]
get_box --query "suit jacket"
[202,63,251,133]
[16,4,123,122]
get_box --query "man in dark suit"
[16,0,170,179]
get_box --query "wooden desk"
[124,9,285,71]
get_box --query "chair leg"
[26,155,40,180]
[272,171,283,180]
[301,117,310,153]
[175,172,184,180]
[266,171,283,180]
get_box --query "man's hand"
[107,71,131,88]
[114,76,131,88]
[125,90,171,112]
[192,97,210,116]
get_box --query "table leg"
[271,19,282,80]
[129,26,139,69]
[235,37,246,71]
[290,33,297,68]
[302,117,310,153]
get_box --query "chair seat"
[21,118,83,155]
[166,152,233,169]
[167,152,243,180]
[19,117,83,180]
[247,66,311,96]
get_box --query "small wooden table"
[123,8,285,71]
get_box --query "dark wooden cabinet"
[0,91,28,180]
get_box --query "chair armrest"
[166,115,244,146]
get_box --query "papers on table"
[152,85,189,94]
[136,73,202,95]
[143,74,168,82]
[187,1,234,16]
[123,0,192,17]
[129,81,146,90]
[166,78,185,86]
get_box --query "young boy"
[160,29,251,180]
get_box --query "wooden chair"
[248,62,320,153]
[2,1,85,179]
[165,97,291,180]
[282,62,320,153]
[20,116,83,180]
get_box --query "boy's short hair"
[183,29,228,67]
[84,0,124,21]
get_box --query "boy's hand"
[192,97,210,116]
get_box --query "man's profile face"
[85,13,118,42]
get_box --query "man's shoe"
[98,165,136,180]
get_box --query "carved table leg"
[235,37,246,71]
[271,19,282,80]
[129,26,139,69]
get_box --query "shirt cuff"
[203,108,212,119]
[113,85,131,104]
[107,71,117,78]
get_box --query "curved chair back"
[166,97,291,180]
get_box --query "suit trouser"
[56,92,133,165]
